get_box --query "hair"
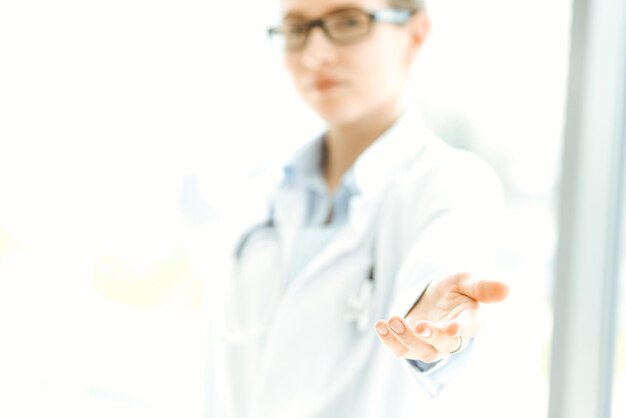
[386,0,426,12]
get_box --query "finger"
[441,308,479,338]
[374,320,409,358]
[413,320,462,354]
[455,275,509,303]
[385,317,440,363]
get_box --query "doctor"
[212,0,509,417]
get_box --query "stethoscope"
[221,213,376,345]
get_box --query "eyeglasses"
[267,8,415,52]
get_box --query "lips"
[310,78,340,92]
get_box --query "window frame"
[549,0,626,416]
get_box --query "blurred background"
[0,0,623,417]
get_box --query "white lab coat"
[209,108,504,418]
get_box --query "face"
[277,0,425,127]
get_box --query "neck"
[323,100,404,193]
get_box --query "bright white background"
[0,0,623,417]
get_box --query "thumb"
[457,278,509,303]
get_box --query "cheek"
[283,55,297,78]
[349,47,405,98]
[283,56,305,91]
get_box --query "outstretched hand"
[374,272,509,363]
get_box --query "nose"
[300,26,337,69]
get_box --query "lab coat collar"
[282,106,430,200]
[351,106,430,200]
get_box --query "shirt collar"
[282,136,326,193]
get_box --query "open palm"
[374,272,509,362]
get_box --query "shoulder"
[234,166,284,214]
[385,134,505,224]
[210,166,282,236]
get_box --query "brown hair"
[386,0,426,12]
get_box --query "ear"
[405,12,431,61]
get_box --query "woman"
[212,0,509,417]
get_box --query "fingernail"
[420,327,432,338]
[376,325,388,336]
[389,320,405,334]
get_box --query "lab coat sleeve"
[405,338,474,397]
[386,149,505,398]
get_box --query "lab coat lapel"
[277,107,429,293]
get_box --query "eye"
[280,19,307,34]
[327,12,368,33]
[338,17,361,27]
[283,23,308,38]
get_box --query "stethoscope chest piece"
[345,266,375,332]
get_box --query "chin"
[307,100,363,127]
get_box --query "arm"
[374,151,509,395]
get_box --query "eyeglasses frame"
[267,8,416,52]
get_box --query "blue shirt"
[282,137,359,281]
